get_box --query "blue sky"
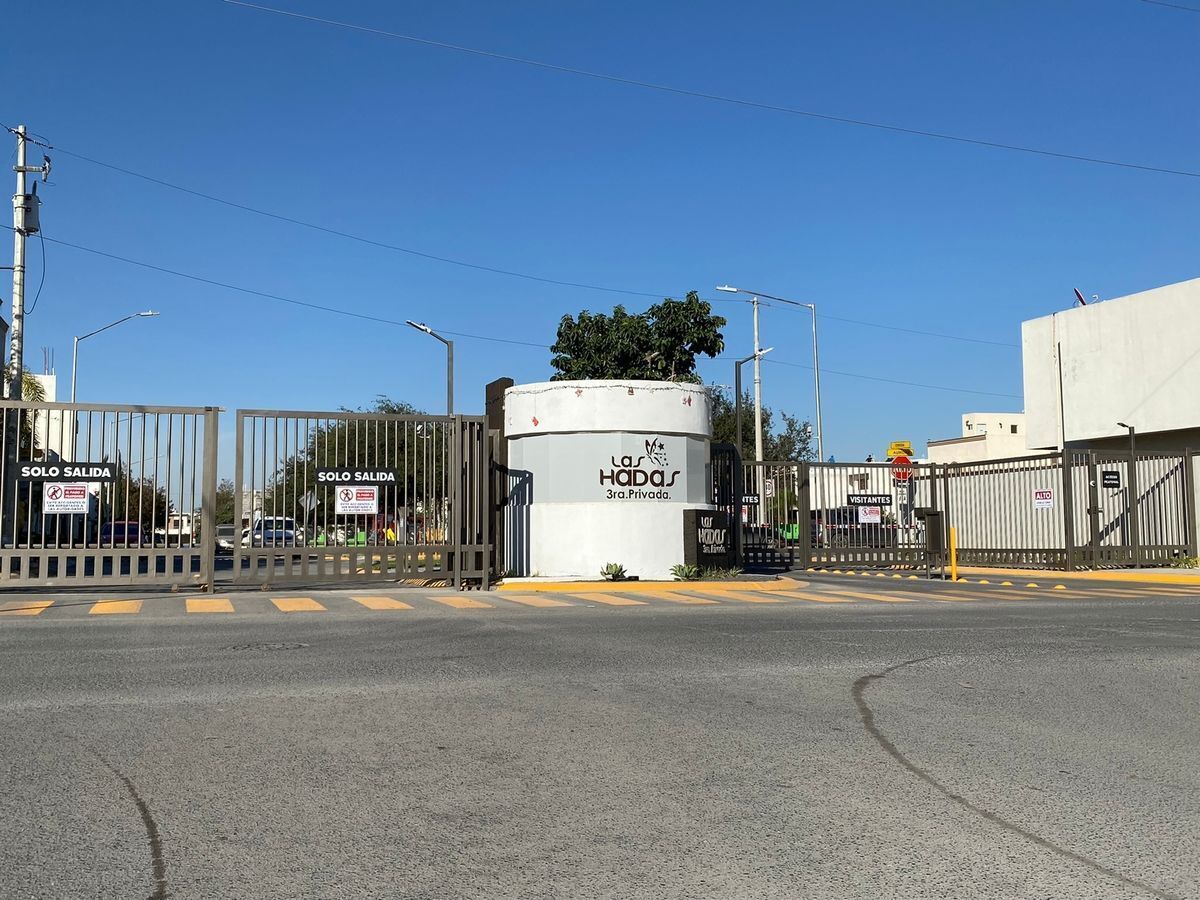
[4,0,1197,464]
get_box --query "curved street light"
[71,311,159,403]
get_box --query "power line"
[41,142,1012,350]
[224,0,1200,180]
[1139,0,1200,11]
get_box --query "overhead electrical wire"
[1,128,1015,351]
[1139,0,1200,11]
[0,225,1014,398]
[223,0,1200,180]
[759,357,1022,399]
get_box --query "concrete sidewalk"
[955,565,1200,586]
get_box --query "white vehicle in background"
[154,513,196,546]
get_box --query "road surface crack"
[852,656,1179,900]
[91,751,168,900]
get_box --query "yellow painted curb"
[497,580,794,593]
[957,566,1200,586]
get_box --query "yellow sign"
[887,441,913,459]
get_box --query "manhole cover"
[223,641,310,652]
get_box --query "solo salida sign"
[17,462,117,482]
[316,468,399,484]
[599,437,681,500]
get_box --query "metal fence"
[0,401,218,589]
[232,410,491,588]
[735,449,1196,573]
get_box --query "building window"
[1011,424,1018,434]
[978,424,988,434]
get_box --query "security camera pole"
[406,321,454,415]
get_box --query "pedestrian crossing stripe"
[187,598,234,613]
[351,596,414,610]
[640,591,719,605]
[500,594,573,608]
[271,597,326,613]
[0,599,53,616]
[90,599,142,615]
[433,595,493,609]
[771,590,855,604]
[822,590,916,603]
[569,593,646,606]
[715,591,785,603]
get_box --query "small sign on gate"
[847,493,893,507]
[763,478,776,499]
[43,482,90,514]
[335,485,379,515]
[1102,470,1122,489]
[1033,488,1055,509]
[857,505,882,525]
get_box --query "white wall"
[1023,278,1200,449]
[504,380,712,580]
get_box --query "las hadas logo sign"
[599,437,681,500]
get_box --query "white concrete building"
[926,412,1033,463]
[1022,277,1200,452]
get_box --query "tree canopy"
[708,387,815,462]
[549,292,725,382]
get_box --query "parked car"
[100,520,151,548]
[249,516,302,548]
[215,524,237,555]
[811,507,898,548]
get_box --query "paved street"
[1,575,1197,899]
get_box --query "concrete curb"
[956,566,1200,586]
[497,580,787,593]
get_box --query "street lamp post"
[734,348,772,457]
[406,321,454,415]
[717,285,824,462]
[1117,421,1140,567]
[70,311,159,403]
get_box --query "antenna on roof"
[1073,288,1088,307]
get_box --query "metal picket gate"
[732,450,1196,573]
[0,400,218,589]
[232,409,491,588]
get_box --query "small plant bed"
[601,562,639,582]
[671,564,746,582]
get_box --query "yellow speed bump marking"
[271,597,326,613]
[774,590,855,604]
[0,599,53,616]
[434,594,493,609]
[643,591,719,605]
[571,593,646,606]
[1052,585,1067,591]
[907,575,919,580]
[1025,583,1039,588]
[717,591,784,603]
[90,599,142,615]
[186,597,234,614]
[824,590,916,603]
[977,579,990,584]
[352,596,414,610]
[1000,581,1013,586]
[501,594,573,608]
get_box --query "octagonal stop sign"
[891,454,912,483]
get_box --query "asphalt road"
[1,577,1197,899]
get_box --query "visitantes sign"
[316,468,399,484]
[335,486,379,515]
[42,482,91,514]
[17,462,116,482]
[1102,470,1122,489]
[847,493,893,507]
[682,509,735,568]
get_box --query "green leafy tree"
[215,478,236,525]
[708,387,815,462]
[550,292,725,382]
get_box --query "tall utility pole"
[8,125,28,400]
[751,297,764,463]
[7,125,48,400]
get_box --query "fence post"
[1183,448,1198,559]
[479,423,491,590]
[1061,450,1076,572]
[1086,451,1101,569]
[940,464,952,568]
[1128,446,1141,568]
[732,447,744,568]
[199,407,219,592]
[798,461,811,571]
[451,415,463,590]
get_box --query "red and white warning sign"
[335,485,379,515]
[43,482,90,514]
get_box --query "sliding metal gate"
[233,409,491,588]
[0,400,218,589]
[736,450,1195,572]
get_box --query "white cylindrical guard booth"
[504,380,713,580]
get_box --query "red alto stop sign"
[891,455,912,482]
